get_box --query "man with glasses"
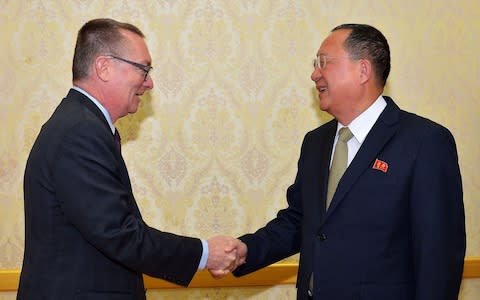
[18,18,245,300]
[232,24,465,300]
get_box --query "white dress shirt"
[331,95,387,167]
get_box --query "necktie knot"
[338,127,353,143]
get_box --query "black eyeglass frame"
[106,55,152,81]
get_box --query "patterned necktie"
[114,128,121,152]
[326,127,353,209]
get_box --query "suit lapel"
[317,121,337,214]
[324,97,400,218]
[67,89,133,192]
[306,120,337,226]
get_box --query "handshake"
[206,236,248,279]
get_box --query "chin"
[318,99,330,112]
[128,102,140,114]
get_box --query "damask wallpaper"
[1,0,479,299]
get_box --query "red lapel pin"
[373,158,388,173]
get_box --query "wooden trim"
[0,269,20,292]
[2,257,479,291]
[144,263,298,289]
[463,256,480,278]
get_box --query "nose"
[311,67,322,82]
[144,75,154,89]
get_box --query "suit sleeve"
[410,124,465,299]
[233,134,307,276]
[52,122,202,286]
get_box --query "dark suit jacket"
[18,89,203,300]
[233,97,465,300]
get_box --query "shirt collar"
[72,86,116,134]
[336,95,387,144]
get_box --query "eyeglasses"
[106,55,152,81]
[313,54,354,70]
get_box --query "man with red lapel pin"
[231,24,465,300]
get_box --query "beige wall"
[1,0,479,299]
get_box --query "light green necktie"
[326,127,353,209]
[309,127,354,296]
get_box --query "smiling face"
[311,29,364,124]
[105,29,154,122]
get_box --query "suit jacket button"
[318,233,327,241]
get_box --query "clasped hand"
[206,236,247,279]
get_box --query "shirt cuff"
[198,239,209,270]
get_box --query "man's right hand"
[206,235,247,278]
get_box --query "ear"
[358,58,372,85]
[94,56,111,82]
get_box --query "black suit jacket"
[234,97,465,300]
[18,89,203,300]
